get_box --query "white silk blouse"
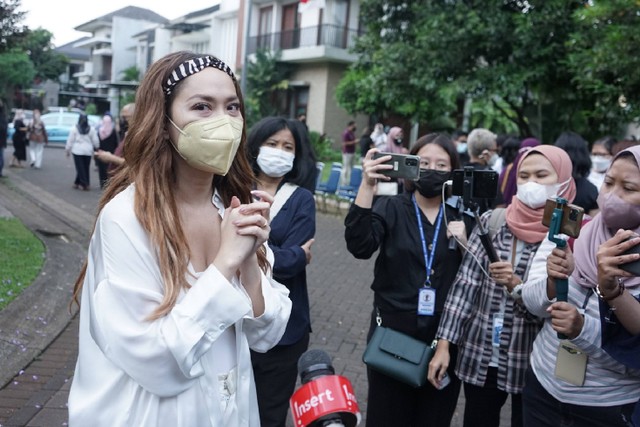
[68,185,292,426]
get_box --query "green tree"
[19,28,68,82]
[0,0,28,53]
[121,65,140,82]
[338,0,595,141]
[244,49,292,128]
[566,0,640,136]
[0,51,35,101]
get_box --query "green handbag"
[362,311,436,388]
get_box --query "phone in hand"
[437,373,451,390]
[621,238,640,276]
[542,198,584,238]
[372,152,421,180]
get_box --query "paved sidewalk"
[0,147,511,426]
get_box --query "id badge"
[554,340,587,386]
[492,313,504,348]
[417,287,436,316]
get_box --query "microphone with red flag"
[289,349,361,427]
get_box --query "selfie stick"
[475,209,500,263]
[547,197,569,339]
[448,198,465,250]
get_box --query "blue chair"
[315,162,325,189]
[315,165,341,212]
[336,165,362,208]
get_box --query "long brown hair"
[72,51,268,319]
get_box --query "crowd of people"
[346,124,640,426]
[2,50,639,427]
[0,104,133,190]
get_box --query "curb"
[0,171,91,389]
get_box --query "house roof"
[182,5,220,20]
[75,6,169,31]
[54,37,91,60]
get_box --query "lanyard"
[412,194,443,288]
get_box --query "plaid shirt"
[437,210,544,394]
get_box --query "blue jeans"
[522,368,635,427]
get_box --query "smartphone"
[372,152,420,180]
[620,239,640,276]
[437,373,451,390]
[451,168,499,199]
[541,198,584,238]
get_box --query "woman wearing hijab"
[521,146,640,427]
[498,137,540,206]
[96,114,119,188]
[65,113,99,191]
[381,126,409,194]
[429,145,576,427]
[385,126,408,154]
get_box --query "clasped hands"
[214,190,272,280]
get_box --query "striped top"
[522,276,640,406]
[437,210,544,394]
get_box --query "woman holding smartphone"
[345,133,471,426]
[521,145,640,427]
[429,145,576,427]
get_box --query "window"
[258,6,273,49]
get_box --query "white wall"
[211,17,239,70]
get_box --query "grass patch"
[0,218,45,310]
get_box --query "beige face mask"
[167,115,244,175]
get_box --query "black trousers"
[96,158,110,189]
[251,332,310,427]
[463,367,522,427]
[73,154,92,188]
[522,368,635,427]
[365,312,461,427]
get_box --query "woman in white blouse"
[67,51,292,427]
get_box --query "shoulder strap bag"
[362,308,436,388]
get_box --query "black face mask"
[414,169,451,198]
[394,138,403,145]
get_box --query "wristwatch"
[509,283,524,301]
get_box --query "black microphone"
[290,349,361,427]
[298,348,336,385]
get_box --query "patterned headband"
[163,56,236,96]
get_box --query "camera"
[541,198,584,238]
[451,167,499,200]
[372,152,421,180]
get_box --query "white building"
[58,1,367,142]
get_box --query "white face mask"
[456,142,468,154]
[168,115,243,175]
[516,178,570,209]
[257,146,295,178]
[591,155,611,173]
[486,152,499,167]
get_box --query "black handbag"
[362,309,436,388]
